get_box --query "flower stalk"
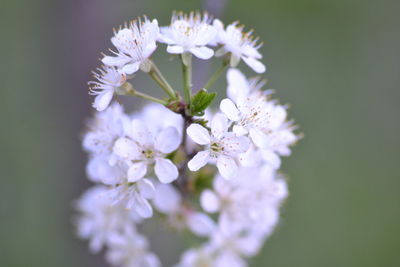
[121,82,168,105]
[148,60,177,99]
[181,53,193,108]
[203,60,228,90]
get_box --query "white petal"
[223,134,250,154]
[215,250,246,267]
[121,62,140,75]
[188,151,210,171]
[153,184,181,213]
[213,19,224,32]
[113,138,140,159]
[249,128,268,148]
[189,46,214,60]
[101,56,130,67]
[211,113,228,138]
[159,26,175,44]
[167,45,184,54]
[127,162,147,182]
[232,125,248,136]
[93,91,113,111]
[187,124,211,145]
[134,195,153,218]
[220,98,240,121]
[154,158,178,183]
[227,68,250,102]
[261,150,281,169]
[137,179,155,199]
[130,119,153,145]
[200,190,220,213]
[242,57,266,73]
[217,155,238,179]
[155,127,181,154]
[187,212,216,237]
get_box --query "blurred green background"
[1,0,399,266]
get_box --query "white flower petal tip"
[243,57,266,73]
[156,127,181,154]
[217,155,238,179]
[155,158,179,183]
[220,98,240,121]
[188,151,210,171]
[187,212,216,237]
[187,124,211,145]
[127,162,147,183]
[200,190,220,213]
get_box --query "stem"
[203,61,228,90]
[148,61,176,99]
[181,53,192,107]
[132,91,168,105]
[123,84,168,105]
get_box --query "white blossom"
[175,246,216,267]
[78,12,300,267]
[106,179,156,218]
[134,103,184,136]
[82,103,129,162]
[152,183,215,237]
[213,19,266,73]
[221,69,299,167]
[106,226,160,267]
[102,17,159,74]
[88,67,127,111]
[152,183,182,214]
[187,113,250,179]
[201,166,287,237]
[159,11,216,60]
[86,155,127,185]
[113,119,180,183]
[74,186,134,253]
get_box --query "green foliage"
[190,89,216,116]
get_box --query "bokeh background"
[1,0,399,266]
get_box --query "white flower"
[88,67,127,111]
[226,68,266,103]
[86,155,127,185]
[221,69,298,161]
[74,186,134,253]
[106,226,160,267]
[201,166,287,237]
[152,183,182,214]
[82,103,129,161]
[102,17,159,74]
[135,103,184,136]
[213,19,266,73]
[187,113,250,179]
[175,246,216,267]
[106,179,156,218]
[152,183,215,237]
[187,212,216,237]
[159,11,216,60]
[113,119,181,183]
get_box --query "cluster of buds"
[75,11,300,267]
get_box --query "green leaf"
[190,89,217,116]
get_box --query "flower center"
[210,142,222,153]
[141,149,154,159]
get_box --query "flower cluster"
[76,11,299,267]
